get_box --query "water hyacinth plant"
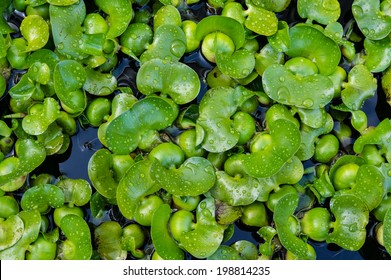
[1,0,391,260]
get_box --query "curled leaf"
[327,194,369,251]
[22,98,60,136]
[274,192,315,259]
[0,215,24,251]
[57,178,92,207]
[354,118,391,163]
[20,15,49,52]
[285,24,341,75]
[151,157,216,196]
[94,221,127,260]
[210,171,265,206]
[58,214,92,260]
[116,160,160,220]
[262,64,334,110]
[84,68,117,96]
[21,184,65,213]
[178,198,225,258]
[296,113,334,161]
[88,149,134,199]
[136,59,200,104]
[95,0,133,39]
[0,210,41,260]
[297,0,340,24]
[140,25,186,63]
[352,0,391,40]
[243,119,301,178]
[105,96,178,154]
[196,86,254,153]
[0,139,46,191]
[196,15,245,49]
[341,65,377,111]
[151,204,184,260]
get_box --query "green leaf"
[105,96,178,154]
[196,15,246,49]
[327,194,369,251]
[352,0,391,40]
[136,59,200,104]
[35,123,65,155]
[262,64,334,110]
[353,118,391,163]
[297,0,340,25]
[140,25,186,63]
[22,98,60,136]
[207,245,242,260]
[49,1,87,59]
[384,208,391,255]
[20,15,49,52]
[151,157,216,196]
[21,184,64,213]
[274,192,315,259]
[151,204,185,260]
[197,86,254,153]
[210,171,264,206]
[95,0,133,39]
[58,214,92,260]
[117,160,161,220]
[364,36,391,73]
[341,65,377,110]
[258,226,277,256]
[53,60,87,114]
[94,221,127,260]
[296,113,334,161]
[285,24,341,75]
[0,0,13,34]
[0,210,41,260]
[245,5,278,36]
[268,21,290,52]
[250,0,291,12]
[243,119,301,178]
[215,49,255,79]
[0,215,24,251]
[84,68,117,96]
[47,0,79,5]
[0,139,46,190]
[57,178,92,207]
[88,149,134,199]
[348,165,384,211]
[178,198,225,258]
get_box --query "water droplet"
[362,28,369,35]
[349,223,358,232]
[170,40,186,58]
[302,99,314,108]
[352,5,363,17]
[241,69,250,76]
[277,86,290,103]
